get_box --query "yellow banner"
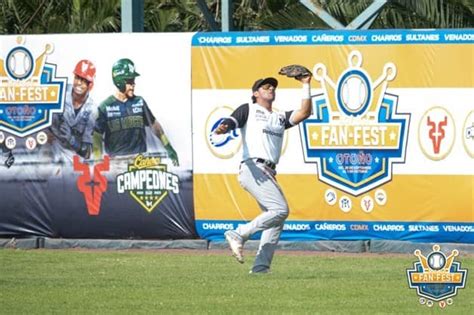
[194,174,473,222]
[192,30,474,242]
[192,45,473,89]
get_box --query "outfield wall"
[0,30,472,243]
[192,29,474,243]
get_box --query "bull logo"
[73,155,110,215]
[418,107,455,161]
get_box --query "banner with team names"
[192,29,474,242]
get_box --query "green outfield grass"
[0,249,472,314]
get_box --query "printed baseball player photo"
[0,34,195,247]
[214,65,313,274]
[49,59,97,163]
[93,58,179,166]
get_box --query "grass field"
[0,249,472,314]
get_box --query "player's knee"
[276,206,289,221]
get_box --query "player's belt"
[254,158,276,170]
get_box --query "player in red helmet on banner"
[94,58,179,165]
[50,59,97,162]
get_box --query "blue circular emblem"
[6,47,34,80]
[209,118,240,147]
[336,69,371,116]
[427,252,446,270]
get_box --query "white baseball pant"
[235,159,289,273]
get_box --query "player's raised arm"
[289,75,312,125]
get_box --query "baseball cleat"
[249,269,271,275]
[224,230,244,264]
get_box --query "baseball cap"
[251,77,278,103]
[252,77,278,92]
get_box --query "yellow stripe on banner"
[192,44,473,89]
[194,174,473,222]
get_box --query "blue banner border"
[196,220,474,243]
[192,29,474,47]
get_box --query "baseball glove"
[278,64,312,79]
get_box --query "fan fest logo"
[407,245,468,308]
[0,36,66,137]
[300,51,409,196]
[116,155,179,213]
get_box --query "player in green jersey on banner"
[94,58,179,165]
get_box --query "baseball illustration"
[8,48,33,79]
[342,76,367,111]
[428,252,446,270]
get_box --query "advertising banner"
[192,29,473,243]
[0,33,195,239]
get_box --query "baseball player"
[215,74,312,274]
[94,58,179,165]
[50,59,97,162]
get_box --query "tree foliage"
[255,0,474,30]
[0,0,120,34]
[0,0,472,34]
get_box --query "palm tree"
[144,0,208,32]
[238,0,474,30]
[0,0,120,34]
[0,0,473,33]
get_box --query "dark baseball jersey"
[227,103,295,164]
[95,95,156,156]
